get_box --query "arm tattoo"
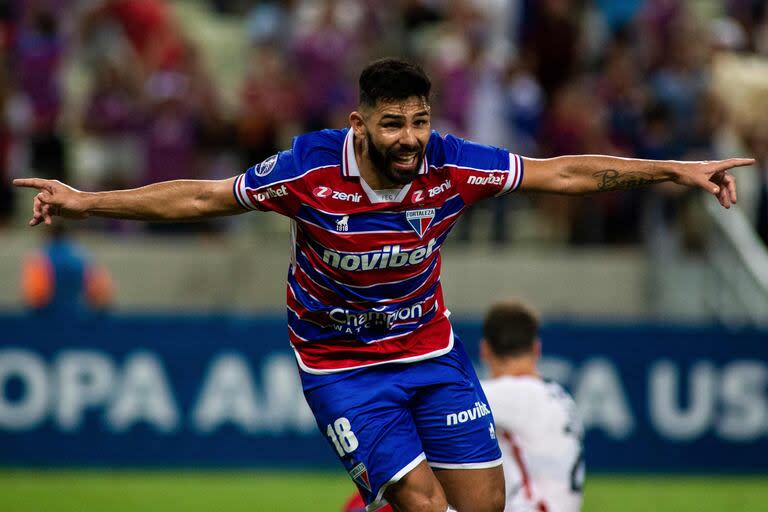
[593,170,666,191]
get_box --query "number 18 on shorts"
[302,343,503,506]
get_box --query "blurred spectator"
[648,24,709,148]
[424,1,485,135]
[637,102,682,161]
[141,69,223,234]
[536,78,640,245]
[0,1,20,52]
[179,42,236,233]
[0,73,12,229]
[0,65,34,227]
[83,0,187,75]
[726,0,767,52]
[710,16,749,53]
[595,33,647,155]
[519,0,584,99]
[637,0,686,69]
[207,0,249,16]
[743,126,768,247]
[245,0,296,48]
[80,58,143,191]
[457,42,537,245]
[400,0,442,32]
[501,56,544,157]
[178,42,229,170]
[238,43,300,166]
[15,6,66,181]
[755,12,768,55]
[21,224,114,316]
[142,70,197,185]
[683,91,725,161]
[290,0,356,130]
[2,0,765,249]
[594,0,645,34]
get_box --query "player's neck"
[353,132,402,190]
[490,356,539,379]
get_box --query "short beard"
[366,131,423,186]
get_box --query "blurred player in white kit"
[480,300,584,512]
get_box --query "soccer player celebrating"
[481,300,583,512]
[15,59,751,512]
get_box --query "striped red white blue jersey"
[233,128,524,374]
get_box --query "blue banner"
[1,314,766,472]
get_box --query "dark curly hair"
[358,58,431,108]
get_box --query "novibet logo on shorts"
[446,401,491,426]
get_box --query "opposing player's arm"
[13,177,244,226]
[519,155,754,209]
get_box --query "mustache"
[388,145,421,155]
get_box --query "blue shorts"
[300,338,502,508]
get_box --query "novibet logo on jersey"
[322,238,438,271]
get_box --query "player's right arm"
[520,155,754,209]
[13,177,243,226]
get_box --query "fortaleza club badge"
[406,208,435,238]
[349,462,372,493]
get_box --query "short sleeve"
[232,150,302,216]
[435,134,524,206]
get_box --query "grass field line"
[1,471,766,512]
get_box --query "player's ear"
[533,338,542,361]
[349,111,367,137]
[479,339,490,364]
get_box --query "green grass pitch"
[0,470,766,511]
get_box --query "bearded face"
[360,96,431,186]
[365,129,425,185]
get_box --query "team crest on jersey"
[254,154,278,176]
[406,209,436,238]
[349,462,372,493]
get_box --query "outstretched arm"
[13,177,244,226]
[520,155,754,209]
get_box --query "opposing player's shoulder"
[483,376,574,418]
[483,375,539,399]
[541,378,578,405]
[527,377,577,406]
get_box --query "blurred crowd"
[1,0,767,248]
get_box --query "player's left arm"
[519,155,754,209]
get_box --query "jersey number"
[326,417,359,456]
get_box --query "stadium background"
[1,0,767,511]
